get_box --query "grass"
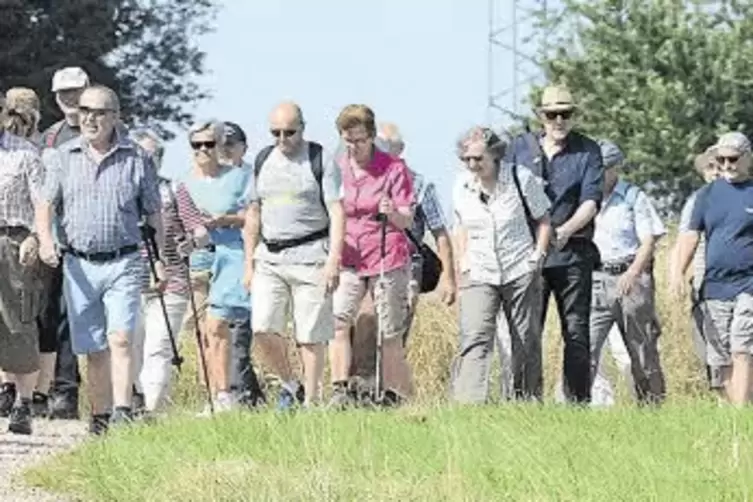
[25,405,753,501]
[23,234,740,501]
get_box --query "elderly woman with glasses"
[328,104,415,408]
[174,120,251,414]
[450,126,552,404]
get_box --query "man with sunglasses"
[672,132,753,406]
[243,101,344,410]
[36,86,164,434]
[505,84,604,404]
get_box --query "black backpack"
[253,141,326,214]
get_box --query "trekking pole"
[373,212,388,405]
[139,221,184,371]
[175,235,215,416]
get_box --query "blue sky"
[161,0,522,210]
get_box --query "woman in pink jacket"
[329,104,415,408]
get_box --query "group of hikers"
[0,66,750,437]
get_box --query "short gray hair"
[455,126,507,161]
[188,119,225,146]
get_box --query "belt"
[65,244,139,262]
[263,227,328,253]
[597,261,631,275]
[0,226,30,238]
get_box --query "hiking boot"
[49,392,79,420]
[8,401,32,435]
[327,382,353,410]
[88,413,110,436]
[31,392,49,418]
[276,382,303,412]
[0,382,16,418]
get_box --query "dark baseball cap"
[224,121,247,145]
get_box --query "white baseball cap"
[51,67,89,92]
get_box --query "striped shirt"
[139,179,189,295]
[0,131,44,231]
[41,135,161,253]
[408,170,448,244]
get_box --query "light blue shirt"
[593,179,666,264]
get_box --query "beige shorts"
[252,261,334,344]
[333,265,410,340]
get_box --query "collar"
[63,127,134,154]
[611,178,629,199]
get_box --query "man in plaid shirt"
[349,122,456,394]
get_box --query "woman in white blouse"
[451,126,552,403]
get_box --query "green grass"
[25,403,753,501]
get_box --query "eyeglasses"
[190,141,217,150]
[270,129,297,138]
[461,155,483,163]
[716,155,742,165]
[543,110,574,121]
[79,106,114,119]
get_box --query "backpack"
[44,120,65,148]
[254,141,326,215]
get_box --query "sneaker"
[8,401,32,435]
[327,382,352,410]
[31,392,49,418]
[49,392,80,420]
[110,406,134,427]
[0,383,16,418]
[88,413,110,436]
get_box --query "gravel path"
[0,418,88,502]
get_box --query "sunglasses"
[190,141,217,150]
[716,155,741,165]
[270,129,297,138]
[543,110,574,121]
[79,106,114,119]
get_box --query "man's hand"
[38,237,59,267]
[669,273,687,300]
[147,260,168,293]
[527,248,546,271]
[322,257,340,294]
[616,268,640,297]
[18,235,39,267]
[553,226,573,250]
[243,264,254,292]
[438,274,456,307]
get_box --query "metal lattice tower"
[487,0,552,129]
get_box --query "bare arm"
[390,207,414,230]
[629,234,657,276]
[558,200,598,236]
[35,201,55,245]
[327,201,345,265]
[671,231,700,284]
[431,227,456,283]
[243,202,261,271]
[146,211,166,257]
[535,214,553,255]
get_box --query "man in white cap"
[41,66,90,149]
[672,131,753,406]
[42,66,89,420]
[505,84,604,404]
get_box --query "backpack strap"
[253,145,275,180]
[307,141,327,214]
[521,131,548,179]
[45,121,65,148]
[511,163,537,241]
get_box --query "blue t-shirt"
[688,178,753,300]
[179,164,251,271]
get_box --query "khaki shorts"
[0,233,42,374]
[333,265,410,341]
[252,261,334,344]
[704,292,753,367]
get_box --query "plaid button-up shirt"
[0,131,44,232]
[41,135,161,253]
[408,170,447,241]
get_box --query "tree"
[528,0,753,212]
[0,0,217,139]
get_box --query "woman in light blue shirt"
[176,119,251,414]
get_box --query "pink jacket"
[338,148,415,277]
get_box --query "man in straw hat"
[505,84,604,403]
